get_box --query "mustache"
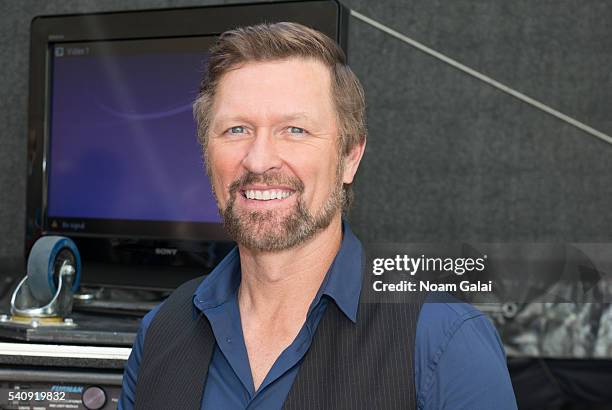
[228,171,305,196]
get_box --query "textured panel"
[345,0,612,241]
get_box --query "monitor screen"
[47,37,221,235]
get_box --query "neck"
[237,215,343,320]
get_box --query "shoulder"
[415,293,516,409]
[139,275,205,336]
[139,302,163,337]
[415,293,493,387]
[416,293,487,343]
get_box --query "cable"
[350,9,612,147]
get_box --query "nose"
[241,128,282,174]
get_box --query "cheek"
[208,145,245,194]
[317,145,341,182]
[282,147,338,198]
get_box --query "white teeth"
[244,189,292,201]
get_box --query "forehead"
[211,57,335,125]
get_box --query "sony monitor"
[26,0,349,290]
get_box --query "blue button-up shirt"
[120,222,517,409]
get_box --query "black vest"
[135,275,426,409]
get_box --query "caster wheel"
[26,236,81,304]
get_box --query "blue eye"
[228,126,245,134]
[288,126,305,134]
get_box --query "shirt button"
[226,337,232,344]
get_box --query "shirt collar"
[316,220,363,322]
[193,219,363,323]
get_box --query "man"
[120,22,517,409]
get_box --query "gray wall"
[2,0,612,260]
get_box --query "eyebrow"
[279,112,311,122]
[213,112,313,126]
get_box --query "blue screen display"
[47,39,221,224]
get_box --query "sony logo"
[155,248,178,256]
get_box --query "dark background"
[2,0,612,260]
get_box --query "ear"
[342,137,367,185]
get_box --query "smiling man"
[119,22,517,409]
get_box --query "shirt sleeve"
[420,313,518,410]
[118,305,161,410]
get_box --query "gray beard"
[219,169,344,252]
